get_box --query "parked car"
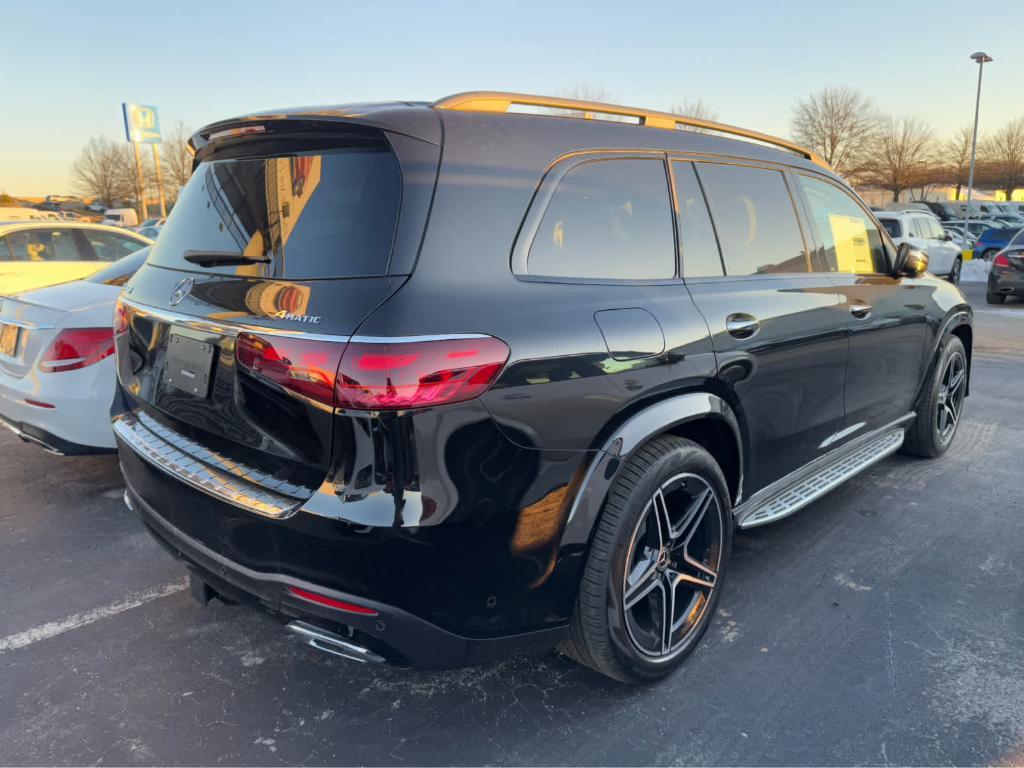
[973,226,1023,261]
[136,217,165,230]
[874,210,963,283]
[0,222,152,295]
[101,208,139,227]
[987,229,1024,304]
[945,219,993,240]
[0,248,149,453]
[135,226,162,240]
[0,207,51,222]
[943,226,974,251]
[112,92,972,683]
[914,200,958,221]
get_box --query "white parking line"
[0,579,188,653]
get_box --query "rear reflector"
[336,337,509,410]
[24,399,55,409]
[235,332,510,411]
[39,328,115,373]
[286,585,379,615]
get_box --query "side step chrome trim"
[113,412,308,519]
[735,418,911,529]
[286,621,386,665]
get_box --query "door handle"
[725,313,760,339]
[849,301,872,319]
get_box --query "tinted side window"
[527,158,675,280]
[798,176,889,274]
[82,231,146,261]
[672,161,723,278]
[6,229,82,261]
[696,164,809,275]
[879,219,902,238]
[0,236,11,261]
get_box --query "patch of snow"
[960,258,991,283]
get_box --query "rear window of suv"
[148,144,402,280]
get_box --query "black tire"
[560,436,732,683]
[948,257,962,286]
[902,335,967,458]
[986,291,1006,305]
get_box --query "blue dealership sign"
[122,102,162,144]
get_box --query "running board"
[735,427,906,529]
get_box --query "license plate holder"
[164,333,215,397]
[0,324,20,358]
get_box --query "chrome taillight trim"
[113,411,311,519]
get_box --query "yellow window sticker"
[828,214,874,273]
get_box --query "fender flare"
[560,392,743,548]
[917,307,973,403]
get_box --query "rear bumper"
[0,360,117,451]
[989,270,1024,294]
[0,409,115,455]
[126,485,564,669]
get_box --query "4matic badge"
[273,310,322,324]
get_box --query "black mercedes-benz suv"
[112,92,972,682]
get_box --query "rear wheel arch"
[561,393,745,550]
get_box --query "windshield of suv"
[148,144,402,280]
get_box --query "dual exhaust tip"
[286,620,386,665]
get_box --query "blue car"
[974,226,1022,260]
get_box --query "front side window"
[696,164,809,275]
[797,176,889,274]
[82,231,146,261]
[526,158,676,280]
[6,228,82,261]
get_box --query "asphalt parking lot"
[1,282,1021,766]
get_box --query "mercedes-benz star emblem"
[168,277,194,306]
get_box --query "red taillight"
[114,298,130,336]
[993,252,1011,268]
[336,337,509,410]
[235,333,509,410]
[236,333,345,406]
[39,328,115,373]
[286,585,378,615]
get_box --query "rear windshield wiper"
[183,250,271,267]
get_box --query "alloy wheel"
[936,351,967,443]
[622,473,723,660]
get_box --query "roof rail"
[433,91,829,169]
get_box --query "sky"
[3,0,1022,196]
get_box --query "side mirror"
[894,242,929,277]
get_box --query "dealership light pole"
[963,51,992,253]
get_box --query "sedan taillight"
[39,328,116,373]
[993,252,1011,268]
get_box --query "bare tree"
[791,87,878,177]
[941,126,975,200]
[861,116,934,202]
[161,121,194,202]
[981,116,1024,201]
[670,98,720,132]
[70,137,135,208]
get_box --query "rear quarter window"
[523,158,676,280]
[148,144,402,280]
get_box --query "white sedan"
[0,248,148,454]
